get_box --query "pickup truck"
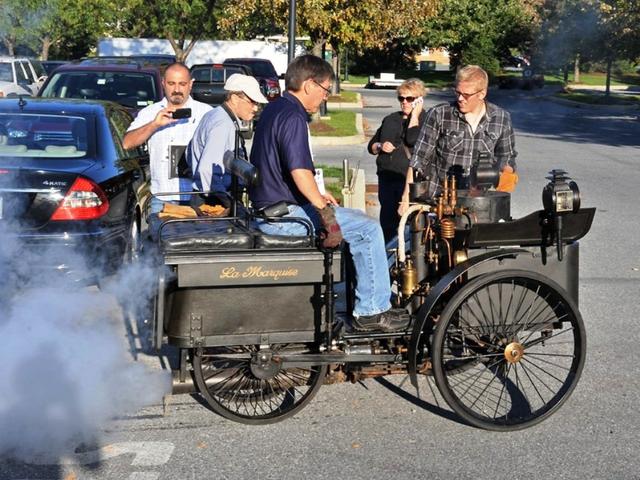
[190,63,252,106]
[190,63,255,138]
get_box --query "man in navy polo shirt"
[249,54,409,332]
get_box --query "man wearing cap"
[188,73,267,200]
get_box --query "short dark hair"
[285,55,335,92]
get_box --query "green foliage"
[417,0,537,72]
[113,0,217,61]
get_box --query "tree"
[217,0,437,90]
[535,0,602,82]
[0,0,32,56]
[114,0,218,62]
[417,0,540,76]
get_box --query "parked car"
[38,62,164,114]
[0,56,47,97]
[223,58,282,101]
[41,60,70,75]
[0,97,151,284]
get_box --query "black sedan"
[0,97,150,286]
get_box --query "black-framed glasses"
[313,79,332,97]
[454,89,482,100]
[397,95,416,103]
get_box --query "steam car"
[0,97,150,285]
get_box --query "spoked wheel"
[192,344,327,424]
[431,270,586,431]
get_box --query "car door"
[109,107,151,227]
[15,62,35,95]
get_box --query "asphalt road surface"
[2,87,639,480]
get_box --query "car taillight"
[51,177,109,220]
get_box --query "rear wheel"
[192,345,326,424]
[432,270,586,431]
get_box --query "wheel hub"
[504,342,525,364]
[250,350,281,379]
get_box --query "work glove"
[497,166,519,193]
[316,205,343,248]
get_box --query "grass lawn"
[309,110,358,136]
[328,90,359,102]
[555,91,640,105]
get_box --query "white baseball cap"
[224,74,269,104]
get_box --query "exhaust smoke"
[0,218,171,462]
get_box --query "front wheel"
[431,270,586,431]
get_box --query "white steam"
[0,222,171,461]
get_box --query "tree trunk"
[574,53,580,84]
[167,34,186,63]
[311,36,324,58]
[331,45,340,94]
[605,57,612,96]
[41,36,52,61]
[2,38,15,57]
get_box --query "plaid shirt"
[409,101,517,197]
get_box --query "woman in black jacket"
[368,78,427,243]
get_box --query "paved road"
[2,88,639,480]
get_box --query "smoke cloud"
[0,216,171,462]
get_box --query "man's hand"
[316,205,343,248]
[155,108,178,128]
[497,165,519,193]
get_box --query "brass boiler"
[396,175,512,309]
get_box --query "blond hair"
[397,78,426,97]
[455,65,488,90]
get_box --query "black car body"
[37,62,164,114]
[0,98,151,284]
[223,58,282,102]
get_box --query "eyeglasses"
[454,89,482,100]
[313,80,332,97]
[238,93,260,107]
[397,95,416,103]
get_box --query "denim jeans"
[255,204,392,317]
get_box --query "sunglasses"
[454,89,482,100]
[397,95,416,103]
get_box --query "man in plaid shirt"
[400,65,518,209]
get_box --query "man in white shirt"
[123,63,212,218]
[188,73,267,204]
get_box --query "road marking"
[30,442,174,467]
[128,473,160,480]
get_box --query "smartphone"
[411,97,423,109]
[172,108,192,120]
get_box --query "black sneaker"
[352,308,411,332]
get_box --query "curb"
[311,112,366,146]
[544,94,640,112]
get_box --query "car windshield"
[239,61,275,77]
[0,113,90,158]
[0,63,14,82]
[40,71,157,108]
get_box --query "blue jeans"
[255,204,392,317]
